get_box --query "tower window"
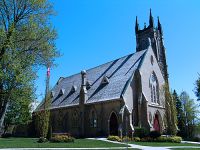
[149,73,159,104]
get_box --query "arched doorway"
[109,112,118,135]
[153,114,160,132]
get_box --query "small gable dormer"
[51,91,55,98]
[71,85,77,93]
[86,81,91,90]
[59,88,65,96]
[57,77,64,85]
[101,76,109,85]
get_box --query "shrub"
[156,136,168,142]
[132,137,140,142]
[50,134,75,143]
[107,135,122,142]
[133,127,148,138]
[167,136,182,143]
[122,136,131,142]
[38,137,48,143]
[155,136,182,143]
[140,137,154,142]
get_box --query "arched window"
[72,110,78,128]
[150,72,160,104]
[90,110,97,128]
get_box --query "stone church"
[36,11,168,137]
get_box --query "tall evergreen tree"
[173,90,185,137]
[164,84,177,135]
[195,75,200,101]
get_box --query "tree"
[173,90,185,137]
[4,84,34,134]
[0,0,59,132]
[34,92,51,139]
[180,91,199,138]
[164,84,177,135]
[195,74,200,101]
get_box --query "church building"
[36,10,168,137]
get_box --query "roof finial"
[157,16,163,35]
[135,16,139,34]
[144,22,146,29]
[149,8,154,27]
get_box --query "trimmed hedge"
[107,135,182,143]
[132,137,141,142]
[141,136,182,143]
[107,136,141,142]
[107,136,122,142]
[50,134,75,143]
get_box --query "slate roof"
[37,50,147,110]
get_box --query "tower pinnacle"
[149,9,154,27]
[135,16,139,34]
[157,17,163,35]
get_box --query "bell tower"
[135,9,168,83]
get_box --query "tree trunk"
[0,101,9,135]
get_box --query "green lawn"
[130,141,200,147]
[170,148,200,150]
[0,138,129,148]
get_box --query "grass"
[0,137,129,148]
[130,141,200,147]
[170,148,200,150]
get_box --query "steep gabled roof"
[37,50,147,110]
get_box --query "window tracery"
[150,72,159,104]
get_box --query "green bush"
[167,136,182,143]
[122,136,131,142]
[140,137,154,142]
[156,136,182,143]
[107,135,122,142]
[156,136,168,142]
[132,137,140,142]
[50,134,75,143]
[133,127,148,138]
[149,131,161,139]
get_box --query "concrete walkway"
[90,138,170,150]
[90,137,200,150]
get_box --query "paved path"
[90,138,170,150]
[90,138,200,150]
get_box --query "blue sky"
[35,0,200,101]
